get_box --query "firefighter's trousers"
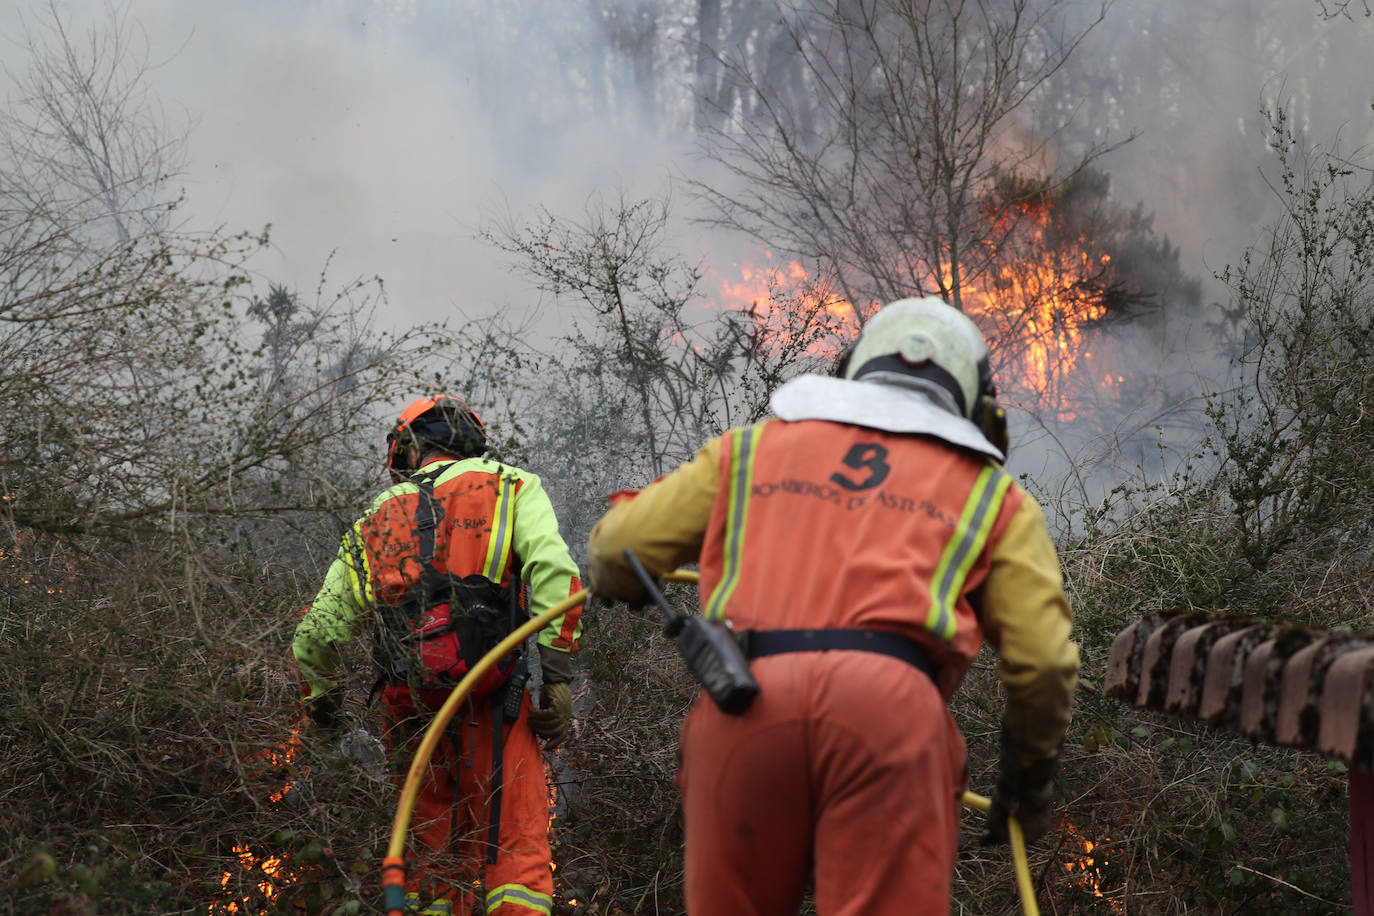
[388,691,554,916]
[678,650,966,916]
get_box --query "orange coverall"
[587,419,1078,916]
[295,456,584,916]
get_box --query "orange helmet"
[386,395,486,480]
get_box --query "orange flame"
[711,250,863,359]
[4,529,73,594]
[263,731,302,805]
[1059,820,1123,912]
[962,200,1123,420]
[546,740,571,902]
[713,199,1124,422]
[213,844,303,913]
[210,734,304,914]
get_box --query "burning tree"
[705,163,1205,510]
[968,170,1145,417]
[683,0,1220,506]
[965,168,1201,427]
[688,0,1121,323]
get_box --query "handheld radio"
[623,550,759,715]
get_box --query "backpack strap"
[486,692,506,865]
[410,464,447,573]
[368,464,448,699]
[507,549,523,632]
[368,463,526,703]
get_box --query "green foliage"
[1205,108,1374,599]
[1073,105,1374,630]
[1048,105,1374,913]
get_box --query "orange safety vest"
[696,419,1022,697]
[347,462,523,606]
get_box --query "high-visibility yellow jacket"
[587,419,1078,764]
[294,457,584,702]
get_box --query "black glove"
[980,726,1059,846]
[305,691,344,737]
[627,584,657,613]
[592,586,655,612]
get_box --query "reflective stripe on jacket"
[294,457,583,701]
[587,418,1077,764]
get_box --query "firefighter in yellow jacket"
[586,297,1079,915]
[294,395,584,916]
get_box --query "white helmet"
[771,297,1007,459]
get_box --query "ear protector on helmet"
[971,357,1009,457]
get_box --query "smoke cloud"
[0,0,698,325]
[5,2,1369,319]
[2,0,1371,507]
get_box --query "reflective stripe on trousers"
[404,893,452,915]
[486,882,554,914]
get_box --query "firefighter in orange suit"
[294,395,584,916]
[586,297,1079,915]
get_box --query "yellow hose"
[383,587,589,915]
[961,791,1039,916]
[385,569,1038,916]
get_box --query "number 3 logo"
[829,443,891,491]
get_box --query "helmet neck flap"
[780,296,1008,459]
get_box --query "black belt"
[743,628,935,680]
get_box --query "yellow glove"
[527,681,573,747]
